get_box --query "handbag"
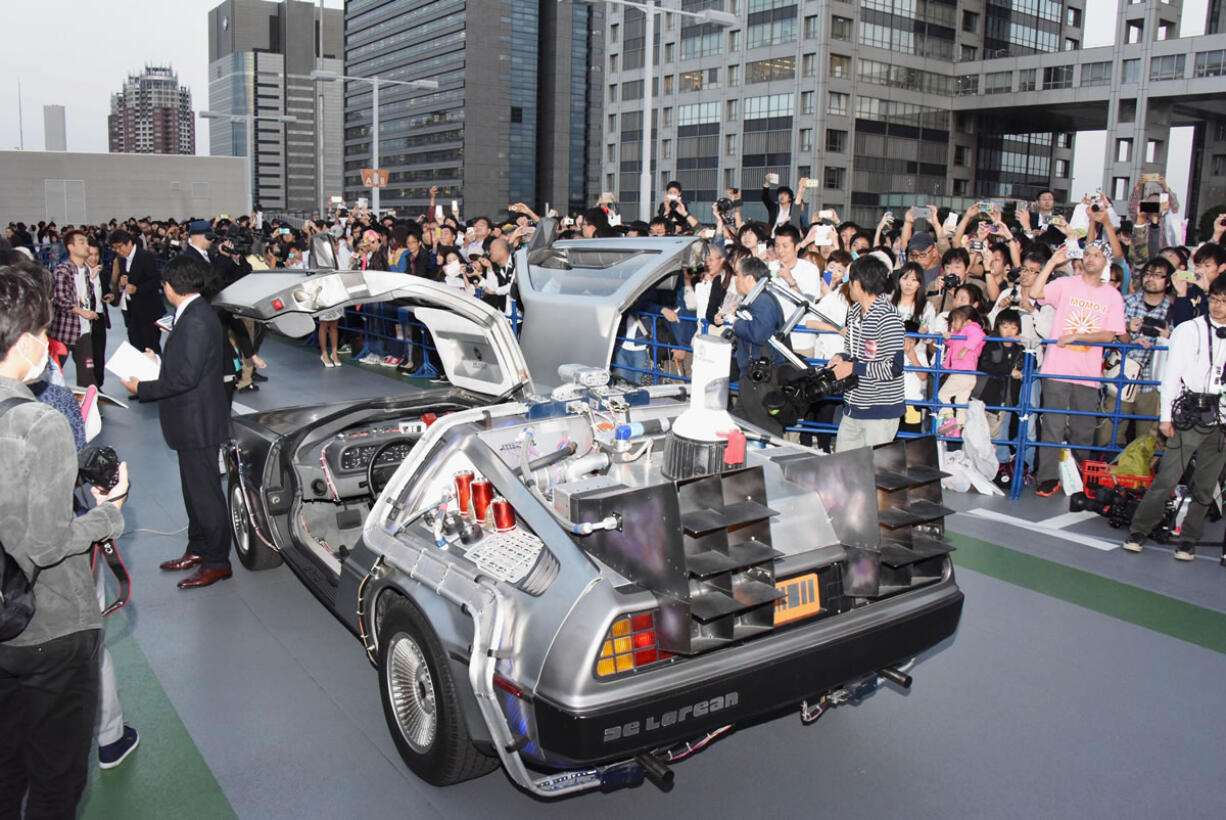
[1102,349,1144,403]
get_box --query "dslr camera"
[941,271,961,290]
[78,445,121,492]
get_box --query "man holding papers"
[119,256,232,589]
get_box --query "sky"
[0,0,1210,216]
[0,0,344,155]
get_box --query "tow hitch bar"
[801,666,915,724]
[879,666,913,689]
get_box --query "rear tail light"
[595,611,672,678]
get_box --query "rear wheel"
[229,479,282,570]
[378,598,498,785]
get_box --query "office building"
[600,1,1226,232]
[44,105,66,152]
[107,66,195,155]
[208,0,344,214]
[341,0,603,219]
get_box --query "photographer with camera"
[1170,242,1226,327]
[1097,257,1174,448]
[761,175,809,236]
[1122,275,1226,560]
[0,269,129,817]
[657,181,695,234]
[828,254,906,452]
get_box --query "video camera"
[761,364,859,427]
[219,223,255,256]
[1172,390,1223,430]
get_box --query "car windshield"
[525,246,662,298]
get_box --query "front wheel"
[378,598,498,785]
[229,479,282,570]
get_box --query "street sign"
[360,168,389,188]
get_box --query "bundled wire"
[662,725,733,763]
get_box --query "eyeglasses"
[1208,296,1226,307]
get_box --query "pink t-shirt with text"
[1039,275,1125,387]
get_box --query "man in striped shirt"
[829,255,906,452]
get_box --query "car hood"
[214,269,533,400]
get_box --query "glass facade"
[984,0,1063,57]
[976,132,1053,198]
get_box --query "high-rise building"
[44,105,66,152]
[208,0,344,214]
[107,66,195,155]
[599,1,1226,232]
[341,0,603,219]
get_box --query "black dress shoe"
[237,383,259,393]
[177,567,233,589]
[160,553,203,571]
[251,372,268,382]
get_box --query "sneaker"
[1121,533,1145,553]
[1035,479,1061,497]
[337,343,352,355]
[359,353,381,365]
[380,355,401,367]
[99,725,139,769]
[1173,545,1195,561]
[251,371,268,383]
[993,464,1013,490]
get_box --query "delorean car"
[213,230,964,797]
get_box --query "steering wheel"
[365,437,415,499]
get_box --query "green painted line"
[79,612,237,820]
[949,531,1226,656]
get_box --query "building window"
[1195,50,1226,78]
[1213,155,1226,176]
[1116,138,1131,163]
[663,43,673,63]
[1081,62,1111,86]
[799,128,813,151]
[608,114,617,132]
[802,53,815,77]
[610,23,619,42]
[953,178,968,195]
[826,91,848,116]
[801,90,815,114]
[607,173,615,191]
[663,75,674,94]
[798,165,811,180]
[1123,59,1140,84]
[726,133,738,156]
[830,15,851,41]
[1126,21,1142,44]
[1112,177,1129,200]
[954,146,969,166]
[727,98,738,120]
[1067,7,1082,27]
[825,128,847,153]
[961,45,977,61]
[984,71,1012,94]
[1064,38,1079,51]
[1055,158,1069,177]
[804,15,818,39]
[1149,54,1185,81]
[729,65,740,86]
[829,54,850,79]
[608,83,618,103]
[1145,139,1161,163]
[662,107,672,127]
[956,75,979,95]
[747,56,796,83]
[823,166,845,190]
[724,168,737,188]
[622,80,643,100]
[1056,132,1074,149]
[962,10,978,33]
[1041,65,1073,90]
[729,30,740,51]
[1118,99,1137,124]
[609,54,619,73]
[1018,69,1036,91]
[680,70,704,92]
[607,143,616,162]
[662,139,671,160]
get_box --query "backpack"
[0,396,40,641]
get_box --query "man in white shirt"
[1123,275,1226,560]
[771,225,822,357]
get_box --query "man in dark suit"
[119,255,232,589]
[107,228,163,355]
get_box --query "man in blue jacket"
[728,256,784,376]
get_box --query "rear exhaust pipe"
[879,666,913,689]
[635,753,675,790]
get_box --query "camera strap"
[90,540,131,618]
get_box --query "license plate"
[774,572,822,626]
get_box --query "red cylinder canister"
[471,478,494,524]
[491,496,516,532]
[454,470,474,518]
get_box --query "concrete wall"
[0,151,246,225]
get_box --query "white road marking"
[1036,510,1100,530]
[958,508,1119,551]
[232,401,256,415]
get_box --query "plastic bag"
[1057,448,1084,495]
[1112,434,1156,478]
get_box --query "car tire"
[378,598,498,786]
[229,479,282,570]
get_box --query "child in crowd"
[900,319,929,435]
[975,309,1027,479]
[937,305,986,436]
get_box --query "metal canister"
[491,496,516,532]
[454,470,474,518]
[471,477,494,525]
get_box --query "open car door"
[213,270,533,400]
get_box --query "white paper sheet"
[105,341,161,383]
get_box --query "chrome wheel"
[385,634,437,753]
[229,483,250,559]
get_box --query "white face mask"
[443,260,462,277]
[19,333,49,382]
